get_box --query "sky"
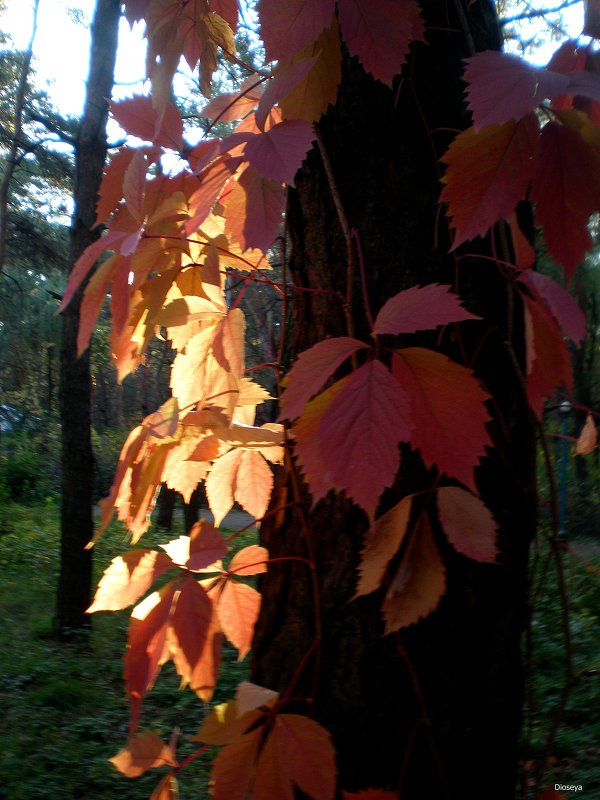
[1,0,588,125]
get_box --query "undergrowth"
[0,503,597,798]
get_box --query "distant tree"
[54,0,120,640]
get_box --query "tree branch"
[499,0,581,26]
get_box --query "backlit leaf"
[110,94,184,150]
[244,120,315,185]
[518,270,586,345]
[372,284,479,335]
[110,731,177,778]
[317,360,411,518]
[217,580,261,659]
[279,21,342,123]
[531,112,600,275]
[168,575,213,688]
[212,728,263,800]
[224,166,284,252]
[392,348,491,491]
[88,550,174,612]
[259,0,335,62]
[160,519,228,571]
[126,582,178,730]
[279,336,368,421]
[229,545,269,576]
[338,0,424,85]
[256,56,318,130]
[463,51,569,129]
[436,487,498,563]
[575,414,597,455]
[441,115,539,248]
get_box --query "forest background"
[0,1,598,799]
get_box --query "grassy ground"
[0,502,598,799]
[0,502,253,799]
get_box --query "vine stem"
[352,228,375,331]
[314,125,357,348]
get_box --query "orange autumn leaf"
[381,515,446,633]
[110,730,177,778]
[88,550,174,612]
[206,449,274,526]
[229,545,269,576]
[355,495,413,597]
[575,413,597,455]
[160,519,228,571]
[216,580,261,660]
[125,582,178,731]
[167,575,214,688]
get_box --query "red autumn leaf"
[463,51,570,129]
[531,113,600,276]
[337,0,424,85]
[243,120,315,185]
[355,495,413,596]
[110,94,184,150]
[229,545,269,576]
[575,414,597,455]
[343,791,398,800]
[209,0,238,31]
[110,731,177,777]
[184,158,239,235]
[436,487,498,563]
[236,681,279,715]
[88,549,174,612]
[200,78,263,123]
[224,165,284,252]
[317,360,412,519]
[160,519,228,571]
[279,336,368,421]
[216,579,261,659]
[441,114,539,248]
[537,790,567,800]
[254,715,337,800]
[523,293,573,418]
[256,56,318,130]
[506,213,535,269]
[392,348,492,491]
[125,582,178,730]
[372,283,479,335]
[60,228,128,312]
[78,255,117,356]
[168,575,214,687]
[518,270,586,345]
[95,147,157,226]
[259,0,335,62]
[292,375,352,504]
[122,149,148,224]
[381,514,446,632]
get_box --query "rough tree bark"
[54,0,120,639]
[252,2,535,799]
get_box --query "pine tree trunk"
[54,0,120,640]
[252,2,535,798]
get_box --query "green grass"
[0,502,598,799]
[0,502,254,799]
[520,534,600,797]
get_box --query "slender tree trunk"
[54,0,120,640]
[252,3,535,798]
[0,0,39,276]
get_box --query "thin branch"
[499,0,581,26]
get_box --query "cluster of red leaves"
[62,0,598,797]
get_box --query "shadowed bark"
[252,3,535,798]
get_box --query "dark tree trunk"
[54,0,120,640]
[252,3,535,799]
[156,485,177,530]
